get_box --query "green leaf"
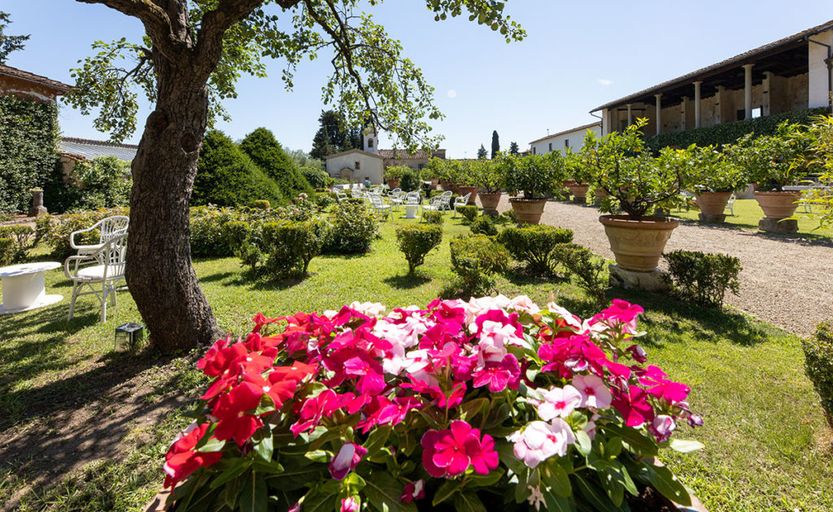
[238,472,267,512]
[453,492,487,512]
[466,468,504,489]
[600,424,659,457]
[597,462,624,506]
[634,462,692,506]
[209,460,252,491]
[198,437,226,453]
[299,484,339,512]
[458,398,489,422]
[266,464,327,491]
[573,474,620,512]
[432,479,463,506]
[253,435,274,461]
[304,449,331,463]
[363,470,417,512]
[542,490,576,512]
[574,430,592,456]
[541,460,571,497]
[669,439,705,453]
[363,425,392,455]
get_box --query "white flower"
[349,301,387,317]
[572,374,613,409]
[538,385,583,420]
[527,485,545,511]
[509,419,575,468]
[509,295,540,315]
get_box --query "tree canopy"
[67,0,526,147]
[477,144,488,159]
[310,109,362,160]
[0,11,29,64]
[491,130,499,158]
[509,141,520,155]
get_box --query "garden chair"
[64,233,128,322]
[368,194,391,219]
[452,193,471,217]
[422,196,447,215]
[335,191,349,203]
[350,187,364,199]
[70,215,129,257]
[725,194,736,216]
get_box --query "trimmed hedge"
[803,321,833,428]
[194,130,284,207]
[0,94,59,212]
[396,224,442,274]
[449,234,509,296]
[664,250,741,308]
[647,107,829,151]
[322,201,378,254]
[498,224,574,275]
[239,128,314,201]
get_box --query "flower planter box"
[600,215,679,272]
[695,191,732,224]
[509,197,546,224]
[478,191,502,215]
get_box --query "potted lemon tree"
[457,160,480,205]
[585,119,682,272]
[684,145,746,223]
[563,148,592,204]
[505,152,563,224]
[726,122,816,232]
[476,154,508,214]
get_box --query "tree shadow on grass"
[675,216,833,248]
[383,272,431,290]
[198,270,237,283]
[503,266,569,287]
[613,288,769,348]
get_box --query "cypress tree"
[491,130,500,158]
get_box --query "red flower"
[252,312,281,333]
[328,442,367,480]
[290,389,346,436]
[163,423,222,488]
[421,420,498,478]
[611,386,654,428]
[212,381,264,446]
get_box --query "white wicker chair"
[70,215,129,257]
[368,194,391,219]
[725,194,736,216]
[453,193,472,216]
[64,233,128,322]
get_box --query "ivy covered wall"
[0,94,59,212]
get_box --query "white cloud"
[597,79,614,86]
[447,89,458,98]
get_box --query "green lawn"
[1,215,831,511]
[673,197,833,239]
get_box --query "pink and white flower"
[572,374,613,409]
[508,419,576,468]
[329,442,367,480]
[537,385,583,420]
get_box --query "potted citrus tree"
[383,165,408,189]
[505,152,563,224]
[457,160,480,205]
[477,154,507,214]
[726,122,815,231]
[563,148,592,204]
[685,144,746,223]
[586,119,682,272]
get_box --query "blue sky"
[4,1,833,157]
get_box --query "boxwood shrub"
[323,201,378,254]
[449,234,509,296]
[422,210,443,225]
[0,237,14,265]
[663,250,741,308]
[554,243,608,306]
[469,215,497,236]
[497,224,574,275]
[457,205,479,223]
[239,128,314,200]
[395,224,442,274]
[803,321,833,428]
[0,225,34,262]
[260,219,329,278]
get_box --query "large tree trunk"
[126,59,221,353]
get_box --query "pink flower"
[638,365,690,404]
[400,480,426,503]
[537,385,583,420]
[340,497,359,512]
[649,415,676,442]
[290,390,346,436]
[590,299,643,334]
[356,396,422,433]
[611,386,654,428]
[472,354,521,393]
[509,419,575,468]
[421,420,498,478]
[571,374,613,409]
[329,442,367,480]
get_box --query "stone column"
[763,71,773,116]
[693,81,702,128]
[626,103,632,126]
[29,188,47,217]
[655,94,662,136]
[743,64,754,119]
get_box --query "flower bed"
[162,296,702,511]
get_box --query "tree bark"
[125,57,222,353]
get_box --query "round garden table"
[0,262,63,314]
[404,204,419,219]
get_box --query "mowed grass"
[1,213,831,511]
[673,197,833,239]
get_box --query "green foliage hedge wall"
[0,95,59,212]
[646,107,829,151]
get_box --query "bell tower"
[363,126,378,154]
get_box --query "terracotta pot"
[567,184,590,203]
[479,191,503,214]
[386,178,400,189]
[430,178,439,189]
[599,215,679,272]
[457,185,479,205]
[509,197,547,224]
[695,191,732,222]
[438,179,452,191]
[754,190,800,219]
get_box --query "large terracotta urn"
[457,185,479,205]
[599,215,679,272]
[479,191,503,215]
[695,191,732,223]
[510,198,547,224]
[754,191,800,219]
[386,178,400,189]
[567,184,590,204]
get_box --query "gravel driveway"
[497,197,833,337]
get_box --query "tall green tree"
[310,109,360,159]
[491,130,499,158]
[0,11,29,64]
[477,144,488,159]
[509,141,520,155]
[65,0,525,353]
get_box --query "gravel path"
[497,197,833,337]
